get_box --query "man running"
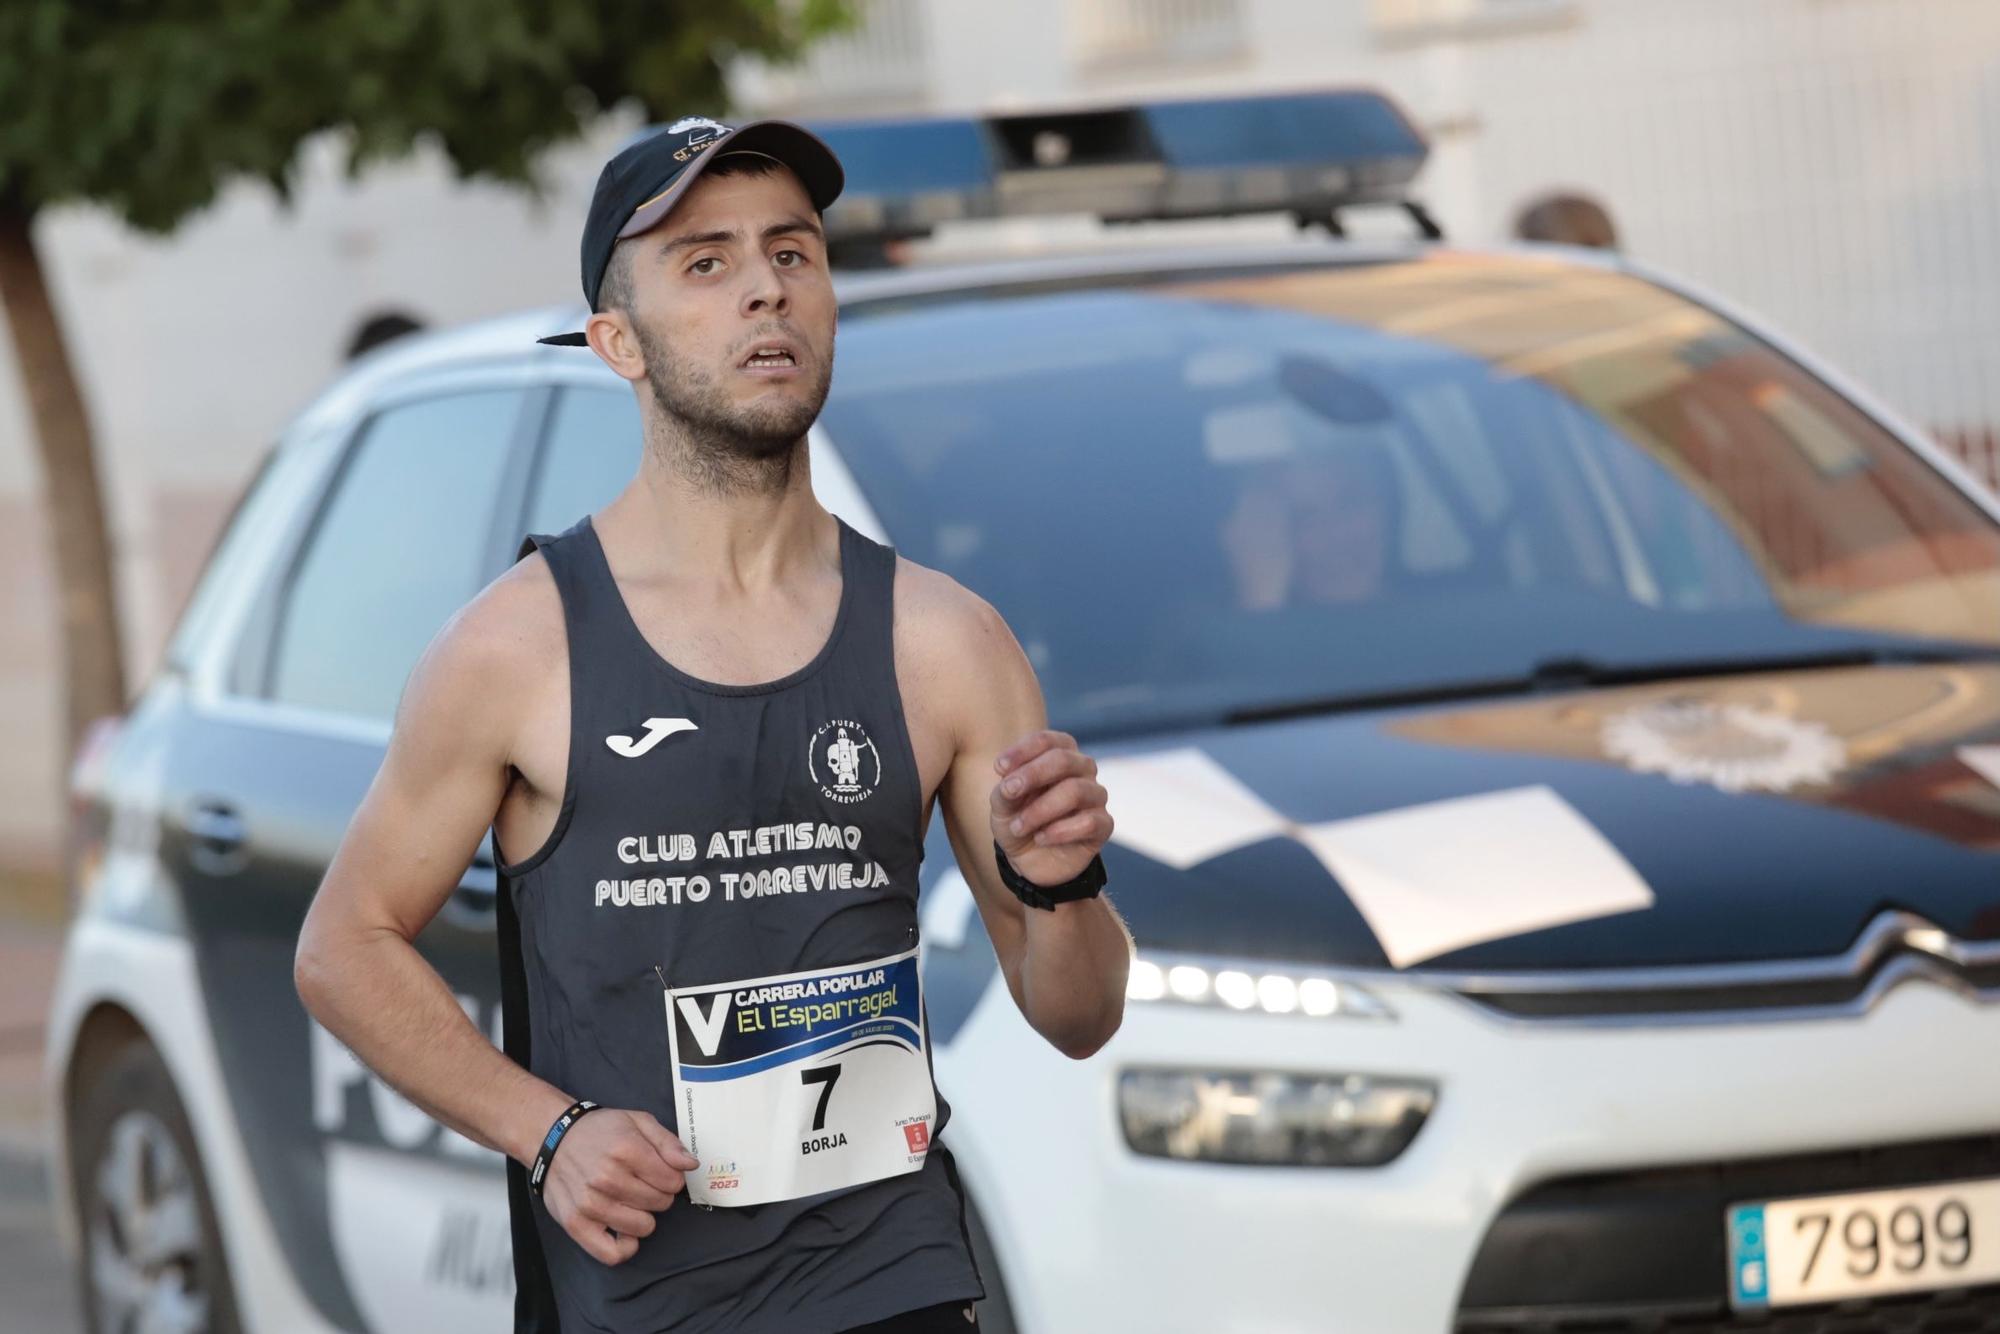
[294,114,1132,1334]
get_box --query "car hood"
[1090,661,2000,971]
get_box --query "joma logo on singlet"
[606,717,699,758]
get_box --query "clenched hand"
[990,729,1113,887]
[541,1107,699,1265]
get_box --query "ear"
[586,309,648,384]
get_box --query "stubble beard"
[636,320,833,498]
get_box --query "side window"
[520,388,643,538]
[168,439,325,675]
[267,390,525,721]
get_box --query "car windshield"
[821,254,2000,735]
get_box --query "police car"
[46,90,2000,1333]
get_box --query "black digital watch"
[992,841,1108,911]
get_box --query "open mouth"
[741,343,799,370]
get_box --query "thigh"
[838,1298,979,1333]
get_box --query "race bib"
[664,946,936,1208]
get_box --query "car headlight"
[1124,956,1395,1020]
[1118,1068,1436,1167]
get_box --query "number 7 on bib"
[664,946,937,1208]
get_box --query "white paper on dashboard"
[1295,784,1656,969]
[1958,745,2000,792]
[1094,747,1292,870]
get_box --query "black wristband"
[993,840,1107,911]
[528,1099,600,1197]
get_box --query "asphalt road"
[0,1145,81,1333]
[1,895,82,1333]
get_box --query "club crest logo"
[809,718,881,804]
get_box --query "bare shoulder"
[891,555,1038,739]
[893,556,1022,669]
[463,548,566,675]
[391,549,565,769]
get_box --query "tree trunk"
[0,203,128,786]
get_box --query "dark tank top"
[491,511,983,1333]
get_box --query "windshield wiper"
[1225,641,2000,727]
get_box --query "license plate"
[1727,1175,2000,1308]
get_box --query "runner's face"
[626,167,836,457]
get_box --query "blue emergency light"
[799,88,1436,258]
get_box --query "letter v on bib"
[676,993,733,1058]
[606,717,700,758]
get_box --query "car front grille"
[1456,1283,2000,1333]
[1436,911,2000,1027]
[1454,1134,2000,1334]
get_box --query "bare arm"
[294,561,693,1265]
[929,582,1131,1059]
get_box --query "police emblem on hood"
[1600,697,1847,793]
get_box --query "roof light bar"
[801,88,1436,258]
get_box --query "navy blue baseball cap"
[537,115,845,346]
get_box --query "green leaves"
[0,0,856,230]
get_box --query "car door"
[163,373,542,1333]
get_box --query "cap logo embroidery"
[670,116,731,161]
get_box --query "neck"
[605,429,833,595]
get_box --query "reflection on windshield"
[1220,428,1398,610]
[824,256,2000,732]
[1171,259,2000,645]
